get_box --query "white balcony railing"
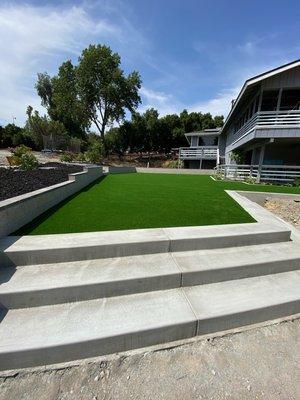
[179,146,218,160]
[215,164,300,183]
[231,110,300,147]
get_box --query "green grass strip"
[15,173,300,235]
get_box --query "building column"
[256,145,265,183]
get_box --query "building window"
[260,90,279,111]
[279,89,300,111]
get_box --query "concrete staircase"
[0,223,299,371]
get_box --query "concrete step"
[0,271,299,371]
[0,223,291,267]
[1,242,299,309]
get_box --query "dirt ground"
[0,149,174,168]
[265,198,300,227]
[0,318,299,400]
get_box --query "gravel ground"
[0,149,61,166]
[265,198,300,227]
[0,318,299,400]
[0,163,83,201]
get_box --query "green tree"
[25,106,69,150]
[52,61,88,138]
[36,64,87,139]
[1,124,29,148]
[76,44,141,138]
[36,72,54,112]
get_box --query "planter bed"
[0,163,83,201]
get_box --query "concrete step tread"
[0,223,291,268]
[173,241,300,272]
[1,242,299,296]
[0,271,299,361]
[0,253,181,293]
[0,223,289,253]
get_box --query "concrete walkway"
[0,318,299,400]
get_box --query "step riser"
[0,274,181,309]
[182,258,300,287]
[0,321,197,371]
[2,257,299,309]
[1,300,298,371]
[169,230,290,252]
[197,300,300,336]
[1,229,291,267]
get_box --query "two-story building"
[179,60,300,173]
[179,128,221,169]
[219,59,300,167]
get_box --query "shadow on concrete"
[12,175,107,236]
[0,306,8,323]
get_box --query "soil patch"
[0,163,83,201]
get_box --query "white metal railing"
[215,164,300,183]
[179,146,218,160]
[231,110,300,147]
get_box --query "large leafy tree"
[36,63,87,139]
[52,61,88,138]
[76,44,141,138]
[36,45,141,141]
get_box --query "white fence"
[179,146,218,160]
[215,164,300,184]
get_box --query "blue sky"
[1,0,300,126]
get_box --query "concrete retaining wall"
[0,166,103,237]
[107,166,137,173]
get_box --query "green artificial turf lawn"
[15,173,300,235]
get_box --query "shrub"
[84,142,104,163]
[162,159,183,168]
[214,171,223,180]
[75,152,86,162]
[245,176,257,184]
[12,144,32,158]
[9,145,38,170]
[60,152,75,163]
[293,177,300,187]
[19,152,38,171]
[230,150,245,164]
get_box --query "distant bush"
[245,176,257,184]
[293,177,300,187]
[75,152,86,162]
[10,145,38,170]
[19,152,38,171]
[162,159,183,168]
[12,144,32,158]
[60,152,75,163]
[84,142,103,163]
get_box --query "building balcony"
[229,110,300,150]
[179,146,218,160]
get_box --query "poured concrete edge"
[1,312,299,377]
[227,190,300,244]
[0,223,291,267]
[106,166,137,173]
[0,166,103,238]
[0,271,299,371]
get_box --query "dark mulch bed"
[0,163,83,201]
